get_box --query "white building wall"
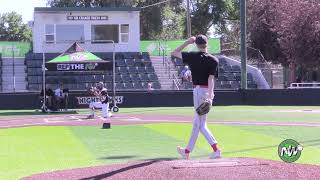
[33,10,140,53]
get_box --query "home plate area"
[22,158,320,180]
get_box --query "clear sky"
[0,0,47,23]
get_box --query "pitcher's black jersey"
[182,52,219,85]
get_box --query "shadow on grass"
[79,159,168,180]
[143,157,176,161]
[99,155,177,161]
[99,155,138,160]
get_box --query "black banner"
[45,62,112,71]
[77,96,124,106]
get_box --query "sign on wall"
[77,96,124,105]
[67,16,109,21]
[57,63,98,71]
[0,41,31,58]
[140,38,221,56]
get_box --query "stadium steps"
[150,56,179,90]
[1,58,28,92]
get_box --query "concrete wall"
[33,10,140,53]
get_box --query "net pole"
[240,0,248,89]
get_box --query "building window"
[56,25,85,43]
[120,24,129,43]
[91,25,119,43]
[45,24,55,43]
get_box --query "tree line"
[248,0,320,81]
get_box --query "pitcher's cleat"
[209,149,222,159]
[177,146,189,160]
[86,115,95,119]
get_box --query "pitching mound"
[22,158,320,180]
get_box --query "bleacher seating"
[172,56,258,90]
[0,54,2,91]
[25,52,160,91]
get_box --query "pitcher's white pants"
[89,102,110,118]
[186,87,218,152]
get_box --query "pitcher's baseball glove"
[196,99,212,116]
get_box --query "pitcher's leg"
[185,87,202,152]
[197,88,217,145]
[197,89,221,158]
[177,88,202,159]
[199,115,218,145]
[186,114,201,152]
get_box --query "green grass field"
[1,106,320,179]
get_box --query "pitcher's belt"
[193,85,208,88]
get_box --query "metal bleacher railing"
[172,74,181,90]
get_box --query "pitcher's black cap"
[195,34,208,45]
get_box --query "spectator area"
[172,55,258,90]
[0,54,2,91]
[26,52,161,91]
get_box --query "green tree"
[135,0,163,40]
[189,0,229,35]
[48,0,185,40]
[0,12,32,42]
[136,0,185,40]
[248,0,320,84]
[156,5,185,40]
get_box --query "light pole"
[240,0,247,89]
[186,0,192,37]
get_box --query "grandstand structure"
[26,52,161,91]
[0,54,2,91]
[0,6,270,92]
[171,55,268,90]
[0,49,271,92]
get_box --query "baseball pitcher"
[171,35,221,159]
[87,82,112,119]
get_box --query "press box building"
[32,7,141,53]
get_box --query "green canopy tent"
[42,42,117,112]
[45,42,112,71]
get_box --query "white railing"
[289,83,320,89]
[172,74,181,90]
[161,48,171,79]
